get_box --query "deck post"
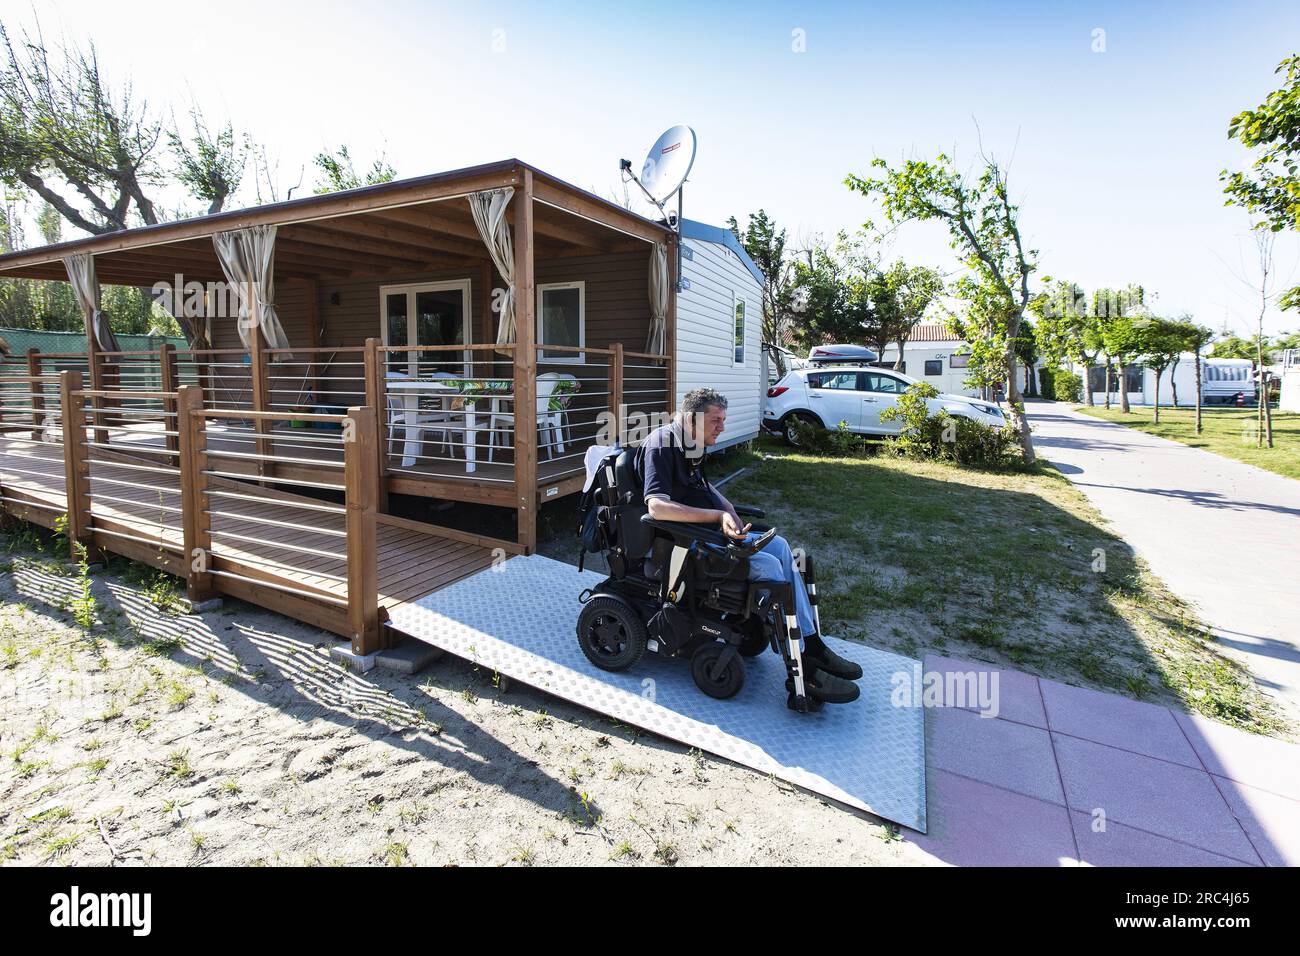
[344,407,381,654]
[364,337,389,511]
[82,304,108,446]
[26,348,43,441]
[513,168,538,553]
[58,370,92,560]
[248,279,271,480]
[159,343,179,459]
[609,342,624,444]
[177,385,216,601]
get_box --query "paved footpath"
[909,654,1299,865]
[1026,402,1300,721]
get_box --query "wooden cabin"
[0,160,699,654]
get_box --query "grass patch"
[1075,406,1300,481]
[716,436,1287,736]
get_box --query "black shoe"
[787,667,860,705]
[804,632,863,681]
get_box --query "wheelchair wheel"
[577,597,647,672]
[691,643,746,700]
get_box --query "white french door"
[380,279,472,377]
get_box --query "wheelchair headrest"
[614,449,642,505]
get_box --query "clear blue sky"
[7,0,1300,334]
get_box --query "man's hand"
[720,510,751,540]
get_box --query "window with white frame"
[733,295,746,365]
[537,281,585,361]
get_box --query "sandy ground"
[0,542,933,866]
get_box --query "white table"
[384,377,480,474]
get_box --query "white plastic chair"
[549,373,577,455]
[487,373,563,462]
[386,371,457,467]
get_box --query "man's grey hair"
[681,387,728,417]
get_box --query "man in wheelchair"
[576,387,862,712]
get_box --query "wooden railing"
[49,371,382,654]
[12,339,673,502]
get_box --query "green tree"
[880,260,944,369]
[1160,315,1201,407]
[1014,317,1039,396]
[1132,317,1186,423]
[728,210,797,370]
[1222,54,1300,310]
[168,109,245,215]
[1032,278,1105,405]
[1179,321,1215,434]
[848,153,1038,463]
[0,21,244,233]
[312,145,395,194]
[1099,312,1149,414]
[787,232,876,353]
[1210,331,1272,364]
[1090,284,1146,409]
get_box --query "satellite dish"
[639,125,696,204]
[618,125,697,293]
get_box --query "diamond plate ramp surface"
[387,554,927,832]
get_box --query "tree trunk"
[1263,373,1275,448]
[1170,356,1180,407]
[1104,362,1112,409]
[1256,343,1265,448]
[1005,348,1035,465]
[1195,351,1203,434]
[1119,361,1131,413]
[1153,374,1160,424]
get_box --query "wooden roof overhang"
[0,160,674,286]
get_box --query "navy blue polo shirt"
[636,421,726,511]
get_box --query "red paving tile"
[914,654,1299,866]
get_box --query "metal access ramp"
[387,554,927,832]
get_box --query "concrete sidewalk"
[1026,402,1300,721]
[909,654,1299,866]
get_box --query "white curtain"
[467,188,515,349]
[646,243,669,355]
[212,224,291,354]
[63,253,120,353]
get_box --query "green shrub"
[878,382,946,458]
[880,382,1025,469]
[939,415,1025,468]
[1039,367,1082,402]
[790,417,873,456]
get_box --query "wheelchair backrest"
[612,449,655,559]
[580,447,655,576]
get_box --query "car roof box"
[807,343,879,365]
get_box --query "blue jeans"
[740,532,816,639]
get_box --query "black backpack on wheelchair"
[575,448,828,711]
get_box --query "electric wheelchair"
[575,449,860,712]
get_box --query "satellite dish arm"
[620,159,669,216]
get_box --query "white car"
[762,365,1007,445]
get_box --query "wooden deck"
[0,434,504,639]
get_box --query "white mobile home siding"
[676,233,764,450]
